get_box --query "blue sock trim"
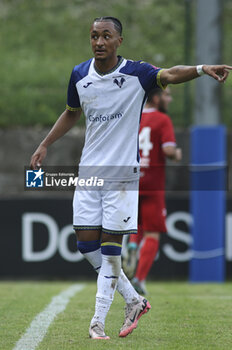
[101,243,122,256]
[77,240,101,254]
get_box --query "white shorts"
[73,181,139,234]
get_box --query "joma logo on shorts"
[123,216,131,223]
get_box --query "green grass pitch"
[0,281,232,350]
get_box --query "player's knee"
[101,232,123,244]
[75,229,101,241]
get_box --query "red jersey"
[139,108,176,193]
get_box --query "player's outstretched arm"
[160,64,232,86]
[30,108,82,169]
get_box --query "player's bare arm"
[30,108,82,169]
[160,64,232,85]
[163,146,182,162]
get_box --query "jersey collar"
[93,56,124,76]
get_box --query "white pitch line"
[13,283,85,350]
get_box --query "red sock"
[135,236,159,281]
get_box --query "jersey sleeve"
[160,116,176,147]
[136,61,166,92]
[120,60,166,94]
[66,68,81,111]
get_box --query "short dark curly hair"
[93,17,123,35]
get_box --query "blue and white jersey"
[66,56,164,181]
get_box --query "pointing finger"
[223,65,232,70]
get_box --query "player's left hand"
[203,65,232,83]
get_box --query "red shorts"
[138,193,167,233]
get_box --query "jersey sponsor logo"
[113,76,125,88]
[88,112,123,123]
[83,82,93,88]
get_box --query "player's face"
[159,88,172,113]
[90,21,123,62]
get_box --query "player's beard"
[158,104,167,114]
[95,56,107,61]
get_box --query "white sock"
[84,248,101,273]
[117,269,140,304]
[83,250,140,304]
[91,254,121,326]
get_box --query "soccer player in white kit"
[30,16,232,339]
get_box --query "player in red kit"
[123,87,182,294]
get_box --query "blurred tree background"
[0,0,231,127]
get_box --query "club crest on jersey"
[113,77,125,88]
